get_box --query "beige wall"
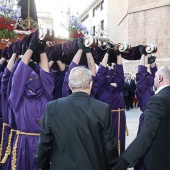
[80,0,170,74]
[118,0,170,74]
[118,0,128,24]
[106,0,119,42]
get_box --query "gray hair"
[69,67,92,90]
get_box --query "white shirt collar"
[155,84,170,94]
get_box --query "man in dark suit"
[126,75,136,109]
[112,66,170,170]
[35,66,118,170]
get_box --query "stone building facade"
[118,0,170,75]
[80,0,170,75]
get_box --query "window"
[93,1,104,17]
[101,20,104,30]
[93,26,95,35]
[101,0,104,10]
[93,8,95,17]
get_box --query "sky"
[35,0,95,15]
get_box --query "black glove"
[28,35,46,54]
[49,51,60,62]
[148,56,156,64]
[77,37,91,53]
[31,52,40,64]
[1,47,8,59]
[111,156,129,170]
[77,37,84,49]
[28,36,38,52]
[21,40,27,55]
[38,40,46,54]
[139,45,146,56]
[107,48,121,56]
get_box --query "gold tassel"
[0,123,9,161]
[12,131,20,170]
[118,140,120,156]
[0,129,15,163]
[111,108,125,156]
[118,108,121,155]
[11,129,40,170]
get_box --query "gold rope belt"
[0,129,17,164]
[111,108,129,155]
[0,123,9,161]
[12,130,40,170]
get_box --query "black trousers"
[128,91,135,108]
[124,96,130,110]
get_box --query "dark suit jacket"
[35,92,118,170]
[121,86,170,170]
[127,79,136,92]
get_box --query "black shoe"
[126,109,129,111]
[131,107,133,109]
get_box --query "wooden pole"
[28,0,30,29]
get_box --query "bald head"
[69,67,92,93]
[157,66,170,80]
[154,66,170,91]
[127,75,131,80]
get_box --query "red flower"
[0,16,6,22]
[8,19,14,24]
[70,30,84,38]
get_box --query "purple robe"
[96,64,126,154]
[136,65,157,113]
[1,68,12,170]
[7,59,21,130]
[121,46,142,60]
[62,61,76,97]
[52,69,66,99]
[0,65,4,161]
[46,40,88,66]
[9,61,54,170]
[135,65,157,170]
[1,60,18,170]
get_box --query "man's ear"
[158,76,163,83]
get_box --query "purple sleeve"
[114,64,124,90]
[58,69,66,88]
[68,61,78,72]
[54,69,66,99]
[96,65,108,92]
[39,68,55,101]
[91,76,97,98]
[136,65,148,108]
[62,61,78,97]
[136,65,148,95]
[7,58,20,97]
[9,61,32,110]
[1,68,11,122]
[1,68,11,94]
[150,65,157,78]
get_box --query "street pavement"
[125,107,141,170]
